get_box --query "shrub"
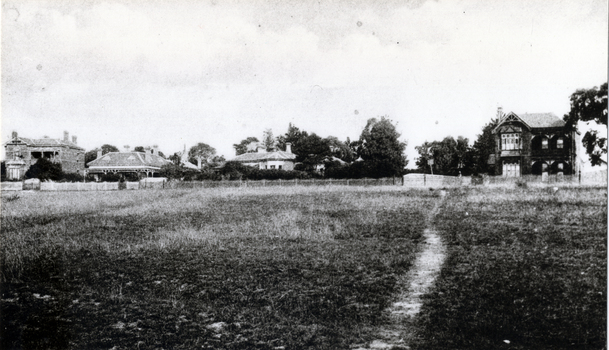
[60,173,84,182]
[99,173,121,182]
[24,158,63,181]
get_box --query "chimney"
[197,158,202,169]
[11,131,17,139]
[257,145,265,153]
[286,142,292,153]
[152,144,158,155]
[497,107,503,120]
[64,131,69,142]
[97,150,102,159]
[124,145,131,153]
[145,147,151,162]
[72,136,77,144]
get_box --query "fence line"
[2,170,605,192]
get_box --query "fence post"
[347,179,350,186]
[424,174,426,186]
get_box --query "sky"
[1,0,607,168]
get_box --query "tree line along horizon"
[3,82,606,182]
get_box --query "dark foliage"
[358,117,408,178]
[563,82,608,166]
[24,158,63,181]
[233,137,260,155]
[219,161,312,180]
[1,161,5,181]
[415,136,472,176]
[470,118,499,175]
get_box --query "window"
[278,165,282,170]
[501,133,521,150]
[270,165,276,169]
[557,163,563,170]
[542,138,548,149]
[557,137,564,149]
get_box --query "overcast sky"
[1,0,607,167]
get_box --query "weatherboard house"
[490,107,578,177]
[4,131,85,180]
[231,142,296,170]
[86,145,171,180]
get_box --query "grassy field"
[1,186,434,349]
[414,186,607,350]
[1,185,605,349]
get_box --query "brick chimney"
[145,147,152,162]
[497,107,503,120]
[286,142,292,153]
[152,145,158,155]
[124,145,130,152]
[97,150,102,159]
[72,135,77,144]
[11,131,18,139]
[64,131,69,142]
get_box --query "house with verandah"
[490,107,579,177]
[86,145,171,180]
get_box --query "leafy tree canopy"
[563,82,608,166]
[188,143,217,168]
[415,136,471,176]
[358,116,408,178]
[470,118,499,175]
[233,137,259,155]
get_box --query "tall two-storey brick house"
[4,131,85,180]
[491,108,579,177]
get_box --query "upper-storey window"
[542,137,548,149]
[501,133,521,150]
[556,137,564,149]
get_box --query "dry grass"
[1,185,434,349]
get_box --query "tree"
[276,123,306,152]
[84,144,119,167]
[24,157,63,181]
[168,152,182,165]
[415,136,471,175]
[326,136,356,163]
[294,133,331,171]
[134,146,145,152]
[233,137,259,155]
[563,82,608,166]
[188,143,217,169]
[358,117,408,178]
[470,118,499,175]
[262,129,275,151]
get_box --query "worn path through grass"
[355,191,448,350]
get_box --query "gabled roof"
[494,111,565,133]
[232,150,296,162]
[87,152,170,169]
[518,113,565,128]
[5,137,85,151]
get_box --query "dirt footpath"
[354,194,447,350]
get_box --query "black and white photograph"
[1,0,607,348]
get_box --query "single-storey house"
[86,145,171,180]
[231,142,296,170]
